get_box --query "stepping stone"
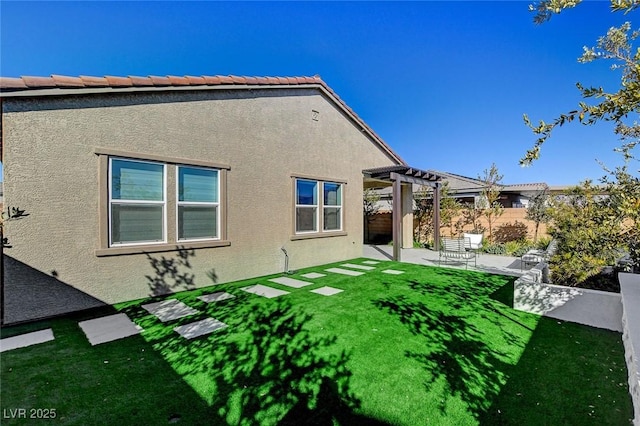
[382,269,404,275]
[174,318,227,339]
[341,263,375,271]
[325,267,364,277]
[0,328,55,353]
[301,272,325,279]
[362,260,380,265]
[268,276,313,289]
[142,299,199,322]
[198,292,235,303]
[241,284,290,299]
[310,286,344,296]
[78,313,142,346]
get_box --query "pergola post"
[392,177,401,261]
[433,181,441,251]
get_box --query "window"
[178,166,219,240]
[323,182,342,231]
[110,158,165,245]
[295,179,318,232]
[97,148,230,255]
[295,178,343,235]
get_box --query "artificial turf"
[0,259,633,425]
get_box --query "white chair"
[463,233,483,256]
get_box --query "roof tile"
[202,75,222,84]
[166,76,190,86]
[22,76,56,88]
[105,76,133,87]
[149,75,172,86]
[0,77,28,90]
[244,76,258,84]
[255,76,269,85]
[128,76,154,86]
[230,75,246,84]
[185,76,206,85]
[80,75,109,87]
[218,75,234,84]
[51,75,84,87]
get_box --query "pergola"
[363,165,443,261]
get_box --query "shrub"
[494,221,529,243]
[535,236,553,250]
[483,243,506,255]
[504,240,533,257]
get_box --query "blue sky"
[1,1,635,185]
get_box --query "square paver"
[241,284,290,298]
[0,328,55,353]
[78,313,142,346]
[325,267,364,277]
[269,276,313,288]
[362,260,380,265]
[198,292,235,303]
[301,272,326,279]
[142,299,199,322]
[382,269,405,275]
[174,318,227,339]
[310,286,344,296]
[341,263,375,271]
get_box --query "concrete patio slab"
[142,299,199,322]
[363,244,525,277]
[241,284,290,298]
[268,276,313,288]
[341,263,375,271]
[325,267,364,276]
[382,269,405,275]
[310,286,344,296]
[362,260,380,265]
[301,272,326,279]
[174,318,227,339]
[0,328,55,353]
[198,292,235,303]
[78,313,142,346]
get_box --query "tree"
[438,181,463,238]
[525,188,551,242]
[363,188,381,243]
[413,185,433,244]
[478,163,505,243]
[523,0,640,271]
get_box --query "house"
[0,74,441,324]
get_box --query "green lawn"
[0,259,633,425]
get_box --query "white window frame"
[295,178,319,234]
[322,181,343,232]
[176,165,221,242]
[108,157,167,247]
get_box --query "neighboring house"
[366,171,552,244]
[0,74,438,324]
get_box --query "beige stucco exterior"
[2,87,398,323]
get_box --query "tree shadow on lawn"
[477,317,634,425]
[121,292,386,425]
[372,270,537,420]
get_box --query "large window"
[110,158,166,245]
[295,178,343,235]
[177,166,219,240]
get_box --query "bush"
[535,236,553,250]
[483,243,506,255]
[504,240,533,257]
[494,221,529,243]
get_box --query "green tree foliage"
[525,0,640,272]
[478,163,505,243]
[547,181,623,285]
[525,189,551,242]
[413,185,433,244]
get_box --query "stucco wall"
[2,88,396,322]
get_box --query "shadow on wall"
[145,246,217,297]
[3,255,107,325]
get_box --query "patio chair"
[463,233,483,256]
[439,237,477,269]
[520,239,557,271]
